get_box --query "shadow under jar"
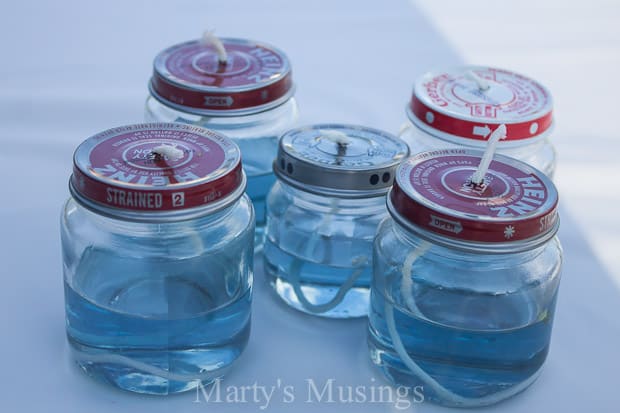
[145,37,298,251]
[369,149,562,407]
[399,66,557,178]
[61,123,254,395]
[264,124,409,318]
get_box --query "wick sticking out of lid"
[320,130,351,149]
[202,30,228,65]
[470,124,507,186]
[320,130,351,163]
[466,70,491,91]
[152,144,184,162]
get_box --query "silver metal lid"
[274,124,410,198]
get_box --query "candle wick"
[152,144,184,162]
[202,30,228,65]
[320,130,351,149]
[320,130,351,164]
[470,124,507,186]
[466,70,491,91]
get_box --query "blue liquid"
[245,172,275,250]
[234,136,278,251]
[368,280,556,406]
[65,247,251,395]
[263,238,372,318]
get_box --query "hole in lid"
[370,174,379,185]
[382,172,390,183]
[287,162,293,174]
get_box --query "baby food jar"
[369,148,562,407]
[61,123,254,395]
[400,66,556,178]
[264,124,409,318]
[145,36,298,250]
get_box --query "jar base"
[265,272,369,318]
[263,241,371,318]
[367,328,543,408]
[274,277,369,318]
[68,337,235,395]
[64,272,251,395]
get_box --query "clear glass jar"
[368,149,562,407]
[265,182,387,317]
[400,66,556,178]
[145,37,298,250]
[61,123,254,395]
[264,125,409,318]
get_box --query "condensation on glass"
[264,124,409,318]
[369,149,562,407]
[61,123,254,395]
[399,66,557,178]
[145,37,298,250]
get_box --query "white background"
[0,0,619,412]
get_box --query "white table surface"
[1,0,619,412]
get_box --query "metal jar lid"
[275,124,410,198]
[408,66,554,143]
[149,38,294,116]
[389,149,559,245]
[70,123,244,220]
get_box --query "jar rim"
[405,105,555,148]
[387,195,560,254]
[69,173,247,223]
[273,164,390,199]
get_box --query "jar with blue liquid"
[264,125,409,318]
[399,66,557,178]
[369,148,562,407]
[61,123,254,394]
[145,36,298,250]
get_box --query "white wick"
[470,124,507,186]
[466,70,490,91]
[319,130,351,146]
[152,144,184,161]
[202,30,228,64]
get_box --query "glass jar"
[264,124,409,318]
[368,149,562,407]
[400,66,556,178]
[61,123,254,395]
[145,37,298,250]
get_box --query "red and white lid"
[149,38,294,115]
[70,123,244,214]
[408,66,553,143]
[389,149,559,243]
